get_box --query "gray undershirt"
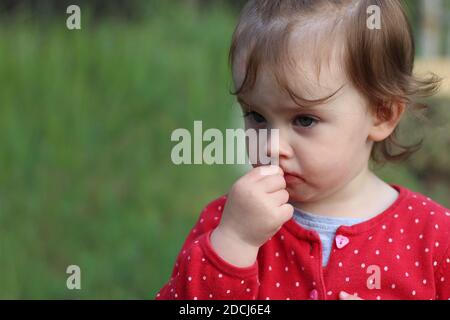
[293,208,367,266]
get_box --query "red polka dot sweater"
[155,184,450,300]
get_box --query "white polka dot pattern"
[155,187,449,300]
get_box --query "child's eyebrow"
[236,96,251,108]
[236,85,344,113]
[284,84,346,110]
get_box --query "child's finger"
[247,165,283,182]
[260,174,286,193]
[269,189,290,206]
[277,203,294,222]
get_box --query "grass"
[0,3,242,299]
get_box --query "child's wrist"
[210,225,259,268]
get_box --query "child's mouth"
[284,173,304,185]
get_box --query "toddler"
[156,0,449,300]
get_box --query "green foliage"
[0,3,240,298]
[0,2,448,299]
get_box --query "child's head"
[229,0,441,202]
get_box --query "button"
[335,234,350,249]
[309,289,319,300]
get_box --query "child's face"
[234,49,377,204]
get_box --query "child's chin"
[287,185,313,203]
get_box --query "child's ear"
[368,100,407,142]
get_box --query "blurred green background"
[0,0,448,299]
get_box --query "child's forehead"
[234,51,347,108]
[232,20,348,102]
[236,70,346,115]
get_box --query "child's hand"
[215,165,294,249]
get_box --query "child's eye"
[293,115,318,128]
[243,111,266,124]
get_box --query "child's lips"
[284,172,304,184]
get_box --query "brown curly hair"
[228,0,442,166]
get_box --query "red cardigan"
[156,184,449,300]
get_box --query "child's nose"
[266,130,294,160]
